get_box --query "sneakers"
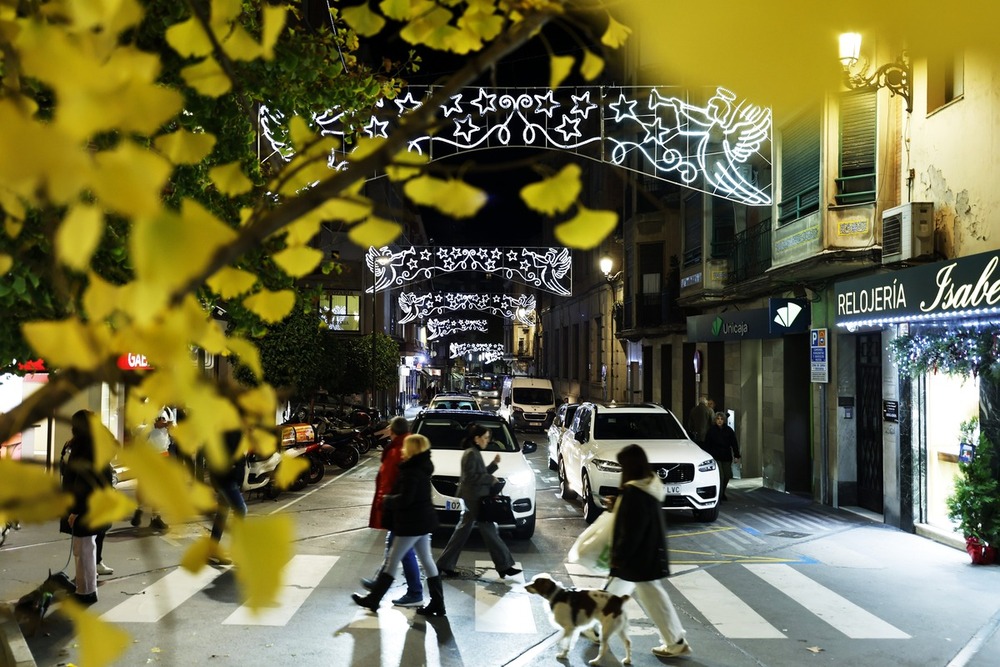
[392,591,424,607]
[130,509,143,527]
[149,516,168,531]
[96,561,114,576]
[652,639,692,658]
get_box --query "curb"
[0,603,36,667]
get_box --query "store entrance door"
[856,333,884,513]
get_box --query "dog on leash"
[525,574,632,665]
[14,570,76,637]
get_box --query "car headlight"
[505,470,533,487]
[592,458,621,473]
[698,458,718,472]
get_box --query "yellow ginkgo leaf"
[55,206,103,272]
[211,0,243,27]
[209,162,253,196]
[237,385,277,421]
[207,266,257,299]
[319,196,374,224]
[181,535,216,573]
[380,0,429,21]
[165,17,213,57]
[386,149,427,181]
[22,318,102,371]
[554,205,619,250]
[341,2,386,37]
[601,14,632,48]
[181,59,232,97]
[457,5,503,41]
[243,289,295,323]
[0,459,72,524]
[288,116,315,153]
[0,253,11,274]
[348,216,402,248]
[117,447,217,526]
[272,246,324,278]
[274,454,309,490]
[404,175,487,218]
[229,514,294,609]
[260,5,287,59]
[88,413,119,470]
[91,142,173,218]
[154,129,217,165]
[84,487,136,530]
[83,272,121,322]
[520,164,582,216]
[227,337,262,380]
[60,599,131,666]
[580,50,604,81]
[550,54,574,89]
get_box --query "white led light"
[398,292,536,325]
[427,318,489,340]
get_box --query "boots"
[416,575,446,617]
[351,572,393,612]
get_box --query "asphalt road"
[2,439,1000,667]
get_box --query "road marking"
[101,566,226,623]
[670,569,787,638]
[743,564,910,639]
[223,554,338,626]
[474,560,535,633]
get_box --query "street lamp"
[600,255,623,403]
[838,32,912,113]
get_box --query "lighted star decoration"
[427,318,489,341]
[366,246,571,296]
[398,292,536,325]
[449,343,505,364]
[259,85,772,205]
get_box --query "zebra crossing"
[100,554,909,641]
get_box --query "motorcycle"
[283,441,326,489]
[314,415,369,458]
[242,450,282,499]
[358,417,392,452]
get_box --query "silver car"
[546,402,580,471]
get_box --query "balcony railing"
[729,223,772,284]
[778,185,819,225]
[834,173,876,206]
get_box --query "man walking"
[686,396,714,448]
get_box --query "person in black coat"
[605,444,692,658]
[703,411,741,501]
[60,410,112,604]
[351,434,447,616]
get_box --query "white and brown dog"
[525,574,632,665]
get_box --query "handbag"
[479,494,515,525]
[567,510,615,573]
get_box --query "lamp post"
[600,256,623,404]
[838,32,912,113]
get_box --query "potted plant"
[947,425,1000,564]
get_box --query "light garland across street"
[449,342,506,365]
[398,292,536,325]
[427,318,489,340]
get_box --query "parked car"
[558,402,720,523]
[426,393,483,411]
[546,402,580,471]
[498,377,556,431]
[411,409,538,538]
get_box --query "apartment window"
[319,292,360,331]
[778,108,821,225]
[836,90,876,205]
[638,242,664,327]
[927,53,964,112]
[572,323,579,381]
[711,201,736,258]
[682,191,703,267]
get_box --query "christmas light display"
[888,325,1000,379]
[366,245,571,295]
[398,292,535,325]
[450,342,505,365]
[427,318,489,340]
[259,85,772,206]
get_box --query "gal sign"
[117,353,153,371]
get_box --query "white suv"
[558,402,720,523]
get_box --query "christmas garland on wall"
[888,327,1000,379]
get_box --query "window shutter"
[781,111,821,199]
[840,91,876,173]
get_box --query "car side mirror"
[522,441,537,454]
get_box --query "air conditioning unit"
[881,202,934,263]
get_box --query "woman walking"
[605,444,692,658]
[703,411,741,501]
[435,423,520,579]
[351,434,446,617]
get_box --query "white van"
[498,377,556,431]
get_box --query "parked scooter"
[358,417,392,452]
[242,450,282,499]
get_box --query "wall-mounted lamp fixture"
[839,32,912,113]
[599,255,622,283]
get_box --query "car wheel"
[582,472,603,524]
[694,505,719,522]
[558,458,577,500]
[512,512,536,539]
[548,454,558,472]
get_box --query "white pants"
[605,576,686,645]
[73,535,98,595]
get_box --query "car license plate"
[664,485,682,495]
[445,500,463,511]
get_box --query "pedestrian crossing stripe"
[223,554,338,626]
[473,560,535,634]
[670,548,818,565]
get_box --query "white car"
[426,393,482,411]
[558,402,720,523]
[546,402,580,471]
[412,410,538,538]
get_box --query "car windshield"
[594,412,687,440]
[429,398,479,410]
[414,415,519,452]
[512,388,553,405]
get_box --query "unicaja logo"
[711,317,723,336]
[773,302,803,328]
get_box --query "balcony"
[729,223,772,284]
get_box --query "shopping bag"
[731,461,742,480]
[479,494,515,524]
[567,510,615,573]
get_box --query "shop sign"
[117,353,153,370]
[16,359,46,372]
[769,298,811,334]
[883,400,899,422]
[959,442,976,463]
[688,308,783,342]
[835,248,1000,326]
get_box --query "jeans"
[384,534,438,581]
[211,478,247,542]
[383,532,423,594]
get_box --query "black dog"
[14,570,76,636]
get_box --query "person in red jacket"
[359,416,424,606]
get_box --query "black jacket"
[60,436,112,537]
[704,424,740,462]
[382,449,439,536]
[609,479,670,582]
